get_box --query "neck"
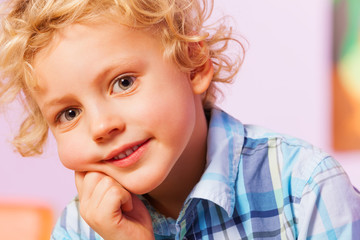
[145,102,208,219]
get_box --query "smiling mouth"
[105,139,150,168]
[106,139,150,161]
[112,144,141,160]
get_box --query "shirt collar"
[140,108,245,236]
[186,108,245,217]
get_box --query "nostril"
[91,115,125,142]
[108,128,119,136]
[95,136,104,142]
[93,127,123,143]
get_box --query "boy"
[0,0,359,239]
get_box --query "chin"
[124,174,166,195]
[127,184,157,195]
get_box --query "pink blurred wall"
[0,0,359,219]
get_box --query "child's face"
[32,21,204,194]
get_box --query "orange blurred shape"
[0,202,53,240]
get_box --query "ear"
[190,58,214,95]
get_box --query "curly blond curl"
[0,0,245,156]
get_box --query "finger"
[74,171,86,198]
[120,190,133,213]
[101,184,132,217]
[78,172,105,201]
[123,194,153,232]
[126,194,151,222]
[90,176,121,209]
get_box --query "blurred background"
[0,0,359,238]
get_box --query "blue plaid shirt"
[51,108,360,239]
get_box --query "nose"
[89,104,125,143]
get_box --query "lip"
[105,139,150,168]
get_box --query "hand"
[75,171,154,240]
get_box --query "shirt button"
[169,224,177,234]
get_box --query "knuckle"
[86,171,103,180]
[102,176,115,185]
[108,185,122,196]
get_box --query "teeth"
[114,153,127,160]
[113,144,141,160]
[125,148,134,156]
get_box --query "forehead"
[32,21,163,90]
[32,22,149,112]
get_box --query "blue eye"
[112,75,136,94]
[57,108,82,123]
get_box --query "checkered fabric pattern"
[51,108,360,240]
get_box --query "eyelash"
[110,74,137,95]
[53,74,137,124]
[55,108,82,124]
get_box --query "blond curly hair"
[0,0,244,157]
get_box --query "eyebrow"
[41,94,78,119]
[40,66,115,117]
[40,58,145,116]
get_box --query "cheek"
[139,86,195,134]
[140,75,195,124]
[56,136,88,171]
[145,90,196,150]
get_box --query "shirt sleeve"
[50,197,103,240]
[296,156,360,239]
[51,220,72,240]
